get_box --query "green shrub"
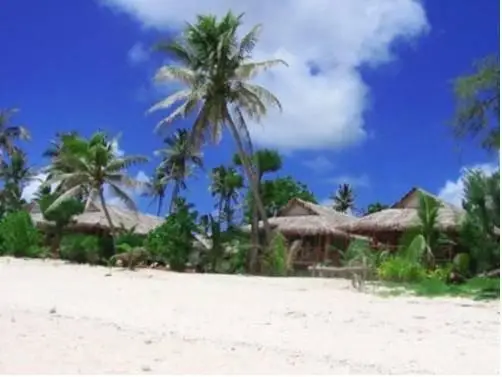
[145,198,199,272]
[115,243,133,254]
[116,227,145,249]
[228,241,249,274]
[377,257,427,283]
[340,238,389,269]
[453,252,471,276]
[426,264,453,282]
[60,234,101,264]
[262,233,288,276]
[0,211,42,257]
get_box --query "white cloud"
[110,138,124,157]
[302,156,334,173]
[437,162,499,207]
[329,174,370,188]
[127,42,149,64]
[101,0,429,151]
[21,173,49,202]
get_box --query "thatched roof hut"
[339,187,465,235]
[244,215,351,237]
[30,202,212,249]
[339,207,464,234]
[30,202,163,235]
[278,198,355,226]
[242,198,357,238]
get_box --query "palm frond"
[236,59,288,80]
[154,66,197,85]
[107,183,138,212]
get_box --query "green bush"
[145,198,199,272]
[426,264,453,282]
[115,243,133,254]
[116,227,145,249]
[377,257,427,283]
[0,211,42,257]
[262,233,288,276]
[340,239,389,269]
[60,234,101,264]
[453,252,471,276]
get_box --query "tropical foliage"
[458,169,500,274]
[330,183,355,213]
[149,11,286,245]
[44,131,147,240]
[0,11,497,301]
[154,129,203,213]
[451,55,500,151]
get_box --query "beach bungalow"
[339,187,465,260]
[29,201,163,236]
[244,198,360,268]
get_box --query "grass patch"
[378,277,500,300]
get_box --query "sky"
[0,0,500,216]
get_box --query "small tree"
[36,186,84,258]
[330,183,355,213]
[145,197,199,272]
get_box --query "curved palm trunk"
[249,200,260,273]
[225,118,272,245]
[99,188,116,253]
[217,195,224,224]
[169,181,181,214]
[156,193,164,216]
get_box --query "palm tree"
[155,129,203,214]
[365,202,389,215]
[0,108,30,158]
[45,131,147,240]
[143,169,168,216]
[43,131,79,160]
[331,183,356,214]
[234,149,282,272]
[210,165,243,227]
[148,11,286,244]
[0,149,33,212]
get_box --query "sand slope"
[0,257,499,374]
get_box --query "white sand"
[0,257,499,374]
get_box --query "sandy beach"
[0,257,499,374]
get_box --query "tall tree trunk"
[225,118,272,244]
[249,198,260,273]
[99,188,116,251]
[217,196,224,224]
[169,181,180,214]
[156,194,164,217]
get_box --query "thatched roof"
[391,187,460,212]
[247,215,353,237]
[30,203,163,235]
[340,187,466,235]
[279,198,355,226]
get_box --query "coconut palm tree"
[0,108,30,158]
[155,129,203,214]
[44,131,147,240]
[43,131,79,160]
[211,165,243,227]
[331,183,356,214]
[365,202,389,215]
[143,169,168,216]
[0,149,33,212]
[148,11,286,244]
[234,148,282,272]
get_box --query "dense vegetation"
[0,12,498,299]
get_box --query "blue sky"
[0,0,499,216]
